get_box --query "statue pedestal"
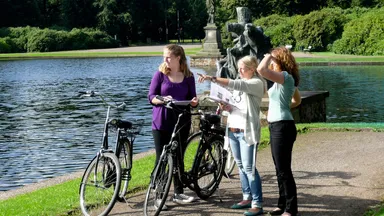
[190,24,224,67]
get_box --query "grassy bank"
[0,123,383,216]
[0,47,201,60]
[1,48,384,62]
[296,52,384,62]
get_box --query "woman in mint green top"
[257,47,301,216]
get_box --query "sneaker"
[154,199,168,211]
[172,193,195,203]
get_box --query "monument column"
[190,0,224,67]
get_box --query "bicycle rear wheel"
[224,144,236,176]
[143,154,173,216]
[194,135,225,200]
[116,139,132,202]
[79,152,121,216]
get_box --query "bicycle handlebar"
[155,95,205,116]
[78,90,126,109]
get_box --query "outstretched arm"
[197,73,230,86]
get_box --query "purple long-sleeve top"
[148,71,197,132]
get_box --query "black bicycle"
[78,91,144,216]
[143,96,227,216]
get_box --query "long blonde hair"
[238,55,267,93]
[158,44,193,77]
[271,46,300,87]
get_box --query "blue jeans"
[229,131,263,208]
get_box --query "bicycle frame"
[79,91,143,216]
[158,103,225,190]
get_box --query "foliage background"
[0,0,383,55]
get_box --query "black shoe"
[270,208,284,215]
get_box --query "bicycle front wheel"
[116,139,132,202]
[194,135,225,200]
[143,154,173,216]
[79,152,121,216]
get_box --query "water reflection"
[0,58,383,191]
[299,66,384,122]
[0,57,210,191]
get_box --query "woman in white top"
[198,55,266,216]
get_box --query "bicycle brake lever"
[116,102,126,109]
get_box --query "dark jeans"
[152,124,190,194]
[269,120,298,215]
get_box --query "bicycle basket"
[127,119,144,135]
[108,119,144,135]
[200,114,224,131]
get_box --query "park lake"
[0,57,383,191]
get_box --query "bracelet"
[211,76,217,83]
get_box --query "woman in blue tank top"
[257,47,301,216]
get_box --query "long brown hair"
[271,47,300,86]
[159,44,193,77]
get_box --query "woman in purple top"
[148,44,198,208]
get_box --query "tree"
[93,0,132,43]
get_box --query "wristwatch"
[211,76,217,83]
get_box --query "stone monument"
[191,0,224,66]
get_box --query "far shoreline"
[1,44,384,64]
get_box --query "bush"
[293,8,348,51]
[254,14,296,49]
[26,28,68,52]
[342,7,370,20]
[68,28,90,50]
[0,26,40,52]
[0,38,12,53]
[84,29,118,49]
[332,7,384,55]
[0,26,118,53]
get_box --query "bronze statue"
[217,7,273,88]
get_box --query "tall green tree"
[60,0,98,29]
[0,0,42,27]
[183,0,207,41]
[93,0,132,44]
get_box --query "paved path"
[98,131,384,216]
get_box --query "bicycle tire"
[143,154,173,216]
[183,132,202,191]
[116,139,132,202]
[79,152,121,216]
[194,135,225,200]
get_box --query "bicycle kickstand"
[216,185,223,203]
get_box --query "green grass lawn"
[0,47,202,60]
[0,123,383,216]
[1,47,384,62]
[296,52,384,62]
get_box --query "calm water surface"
[0,58,383,191]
